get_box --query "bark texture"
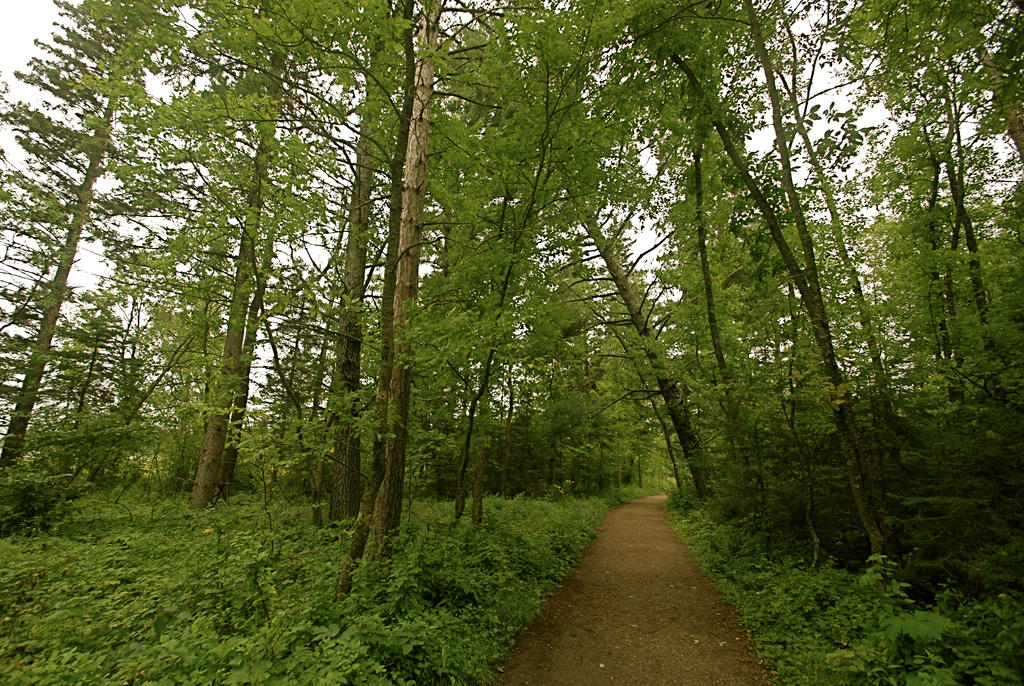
[336,0,419,599]
[369,0,440,557]
[189,135,269,508]
[328,128,374,521]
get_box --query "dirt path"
[496,494,770,685]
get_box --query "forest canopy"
[0,0,1022,656]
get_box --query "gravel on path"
[496,493,770,685]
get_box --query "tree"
[583,215,714,501]
[335,0,418,598]
[0,0,180,468]
[368,0,441,557]
[184,23,288,507]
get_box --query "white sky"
[0,2,105,292]
[1,0,62,163]
[0,1,61,97]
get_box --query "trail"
[496,493,770,685]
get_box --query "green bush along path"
[0,493,618,685]
[497,494,769,685]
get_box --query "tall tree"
[368,0,441,557]
[188,45,286,507]
[336,0,418,599]
[0,0,178,468]
[583,215,714,502]
[326,130,375,521]
[647,0,896,554]
[325,33,393,521]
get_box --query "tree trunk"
[455,352,497,521]
[651,397,683,490]
[693,142,728,378]
[1,99,115,468]
[499,374,514,496]
[755,0,891,555]
[217,252,269,498]
[304,319,331,526]
[189,51,285,508]
[369,0,440,558]
[471,401,487,524]
[328,124,375,521]
[189,135,269,508]
[672,0,894,556]
[609,325,685,491]
[584,218,713,501]
[978,45,1024,165]
[923,157,965,401]
[692,142,753,483]
[455,196,518,522]
[336,0,418,600]
[943,102,991,343]
[780,70,897,426]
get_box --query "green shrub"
[0,465,82,536]
[666,507,1024,685]
[0,492,608,685]
[665,486,699,512]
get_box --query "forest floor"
[496,493,771,685]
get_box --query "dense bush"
[666,498,1024,685]
[0,492,607,685]
[0,465,83,536]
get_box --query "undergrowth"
[665,490,1024,685]
[0,490,621,685]
[0,465,85,536]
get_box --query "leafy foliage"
[0,491,609,685]
[667,502,1024,685]
[0,0,1022,682]
[0,465,83,536]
